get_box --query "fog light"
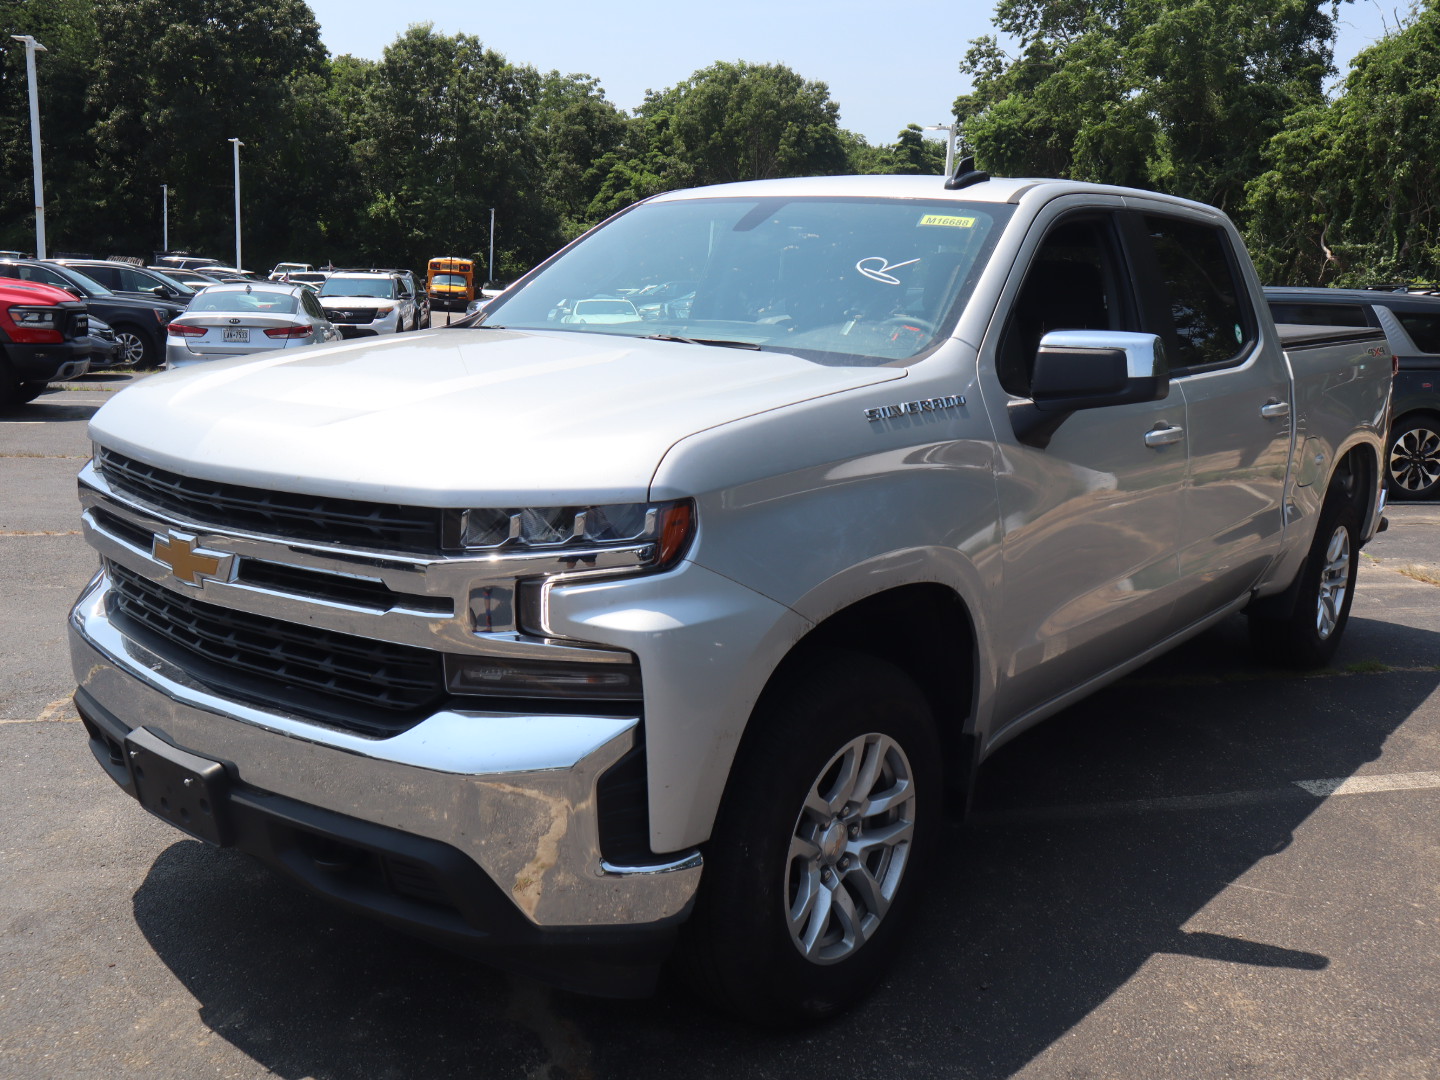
[445,653,642,700]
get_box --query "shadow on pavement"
[0,399,103,422]
[130,615,1440,1079]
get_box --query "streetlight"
[161,184,168,253]
[10,34,47,259]
[228,138,243,270]
[923,121,960,179]
[488,207,495,288]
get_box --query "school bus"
[426,256,476,311]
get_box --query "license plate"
[124,727,232,845]
[223,328,249,343]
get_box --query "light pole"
[488,207,495,287]
[10,35,47,259]
[923,122,960,179]
[161,184,168,253]
[228,138,243,270]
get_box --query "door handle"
[1144,424,1185,448]
[1260,399,1291,419]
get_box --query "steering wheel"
[880,315,936,335]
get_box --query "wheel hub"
[784,732,917,965]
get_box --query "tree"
[529,72,630,240]
[0,0,104,255]
[1245,3,1440,284]
[956,0,1342,215]
[84,0,334,266]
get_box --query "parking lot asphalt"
[2,374,1437,1079]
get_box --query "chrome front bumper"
[69,574,703,931]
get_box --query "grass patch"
[1344,659,1393,674]
[1398,566,1440,586]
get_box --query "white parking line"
[1295,771,1440,796]
[980,771,1440,821]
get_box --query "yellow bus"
[426,256,475,311]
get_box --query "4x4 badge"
[152,532,230,587]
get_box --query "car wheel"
[679,650,940,1025]
[1387,414,1440,500]
[111,326,156,368]
[1249,483,1360,669]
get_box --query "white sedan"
[164,283,340,368]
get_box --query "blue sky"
[306,0,1402,145]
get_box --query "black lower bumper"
[75,687,683,997]
[5,339,90,382]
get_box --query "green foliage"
[0,0,104,254]
[957,0,1339,214]
[1245,3,1440,284]
[84,0,332,264]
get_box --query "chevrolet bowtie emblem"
[152,532,229,587]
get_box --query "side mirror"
[1030,330,1168,411]
[1010,330,1169,448]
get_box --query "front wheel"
[111,326,157,368]
[1387,415,1440,500]
[680,651,941,1024]
[1249,490,1360,668]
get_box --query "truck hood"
[90,327,906,504]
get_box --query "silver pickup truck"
[69,175,1391,1022]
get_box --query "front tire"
[680,651,941,1024]
[1249,488,1361,668]
[1387,415,1440,500]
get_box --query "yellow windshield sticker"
[918,214,976,228]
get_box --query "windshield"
[322,277,395,298]
[187,289,299,314]
[481,196,1012,365]
[433,274,468,287]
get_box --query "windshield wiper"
[641,333,761,351]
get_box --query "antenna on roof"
[945,155,990,191]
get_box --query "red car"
[0,278,91,407]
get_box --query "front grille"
[106,561,446,736]
[323,307,378,324]
[97,447,447,553]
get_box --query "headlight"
[11,306,60,330]
[374,306,395,317]
[461,499,694,572]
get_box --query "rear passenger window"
[1142,216,1252,373]
[1395,312,1440,353]
[1268,302,1369,328]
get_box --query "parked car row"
[0,256,432,393]
[0,258,188,368]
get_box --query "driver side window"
[998,216,1133,397]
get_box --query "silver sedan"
[165,283,340,368]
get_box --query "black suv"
[1266,287,1440,500]
[53,259,196,305]
[0,260,187,368]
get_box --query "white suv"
[317,273,417,337]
